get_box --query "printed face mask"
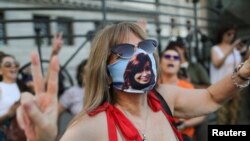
[107,48,157,93]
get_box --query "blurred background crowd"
[0,0,250,141]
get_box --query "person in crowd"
[171,38,210,141]
[173,37,210,88]
[58,59,87,115]
[16,22,250,141]
[0,54,28,141]
[159,42,205,141]
[210,23,242,84]
[210,23,242,125]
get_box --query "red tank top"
[88,90,183,141]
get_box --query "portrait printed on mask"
[122,53,156,91]
[108,49,157,93]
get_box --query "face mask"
[107,48,157,93]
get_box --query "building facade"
[0,0,210,86]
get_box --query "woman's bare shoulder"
[156,84,179,109]
[60,111,108,141]
[156,84,178,97]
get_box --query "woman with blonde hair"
[17,22,250,141]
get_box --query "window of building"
[0,11,7,45]
[33,15,51,46]
[94,21,101,30]
[170,18,175,28]
[57,17,74,45]
[186,20,191,31]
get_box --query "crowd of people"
[0,20,249,141]
[159,42,206,141]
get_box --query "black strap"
[153,89,173,117]
[154,90,192,140]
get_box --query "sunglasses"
[2,61,20,68]
[164,54,180,61]
[111,39,157,59]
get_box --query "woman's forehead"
[164,50,179,55]
[224,29,235,34]
[2,56,15,62]
[121,32,142,45]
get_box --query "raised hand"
[136,18,148,32]
[232,38,242,48]
[51,32,63,56]
[17,52,59,141]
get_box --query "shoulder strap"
[153,89,173,117]
[152,89,184,141]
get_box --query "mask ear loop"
[106,63,121,103]
[106,67,114,103]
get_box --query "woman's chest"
[115,111,179,141]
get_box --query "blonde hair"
[69,22,150,126]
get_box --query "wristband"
[232,63,250,88]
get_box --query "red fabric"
[88,90,183,141]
